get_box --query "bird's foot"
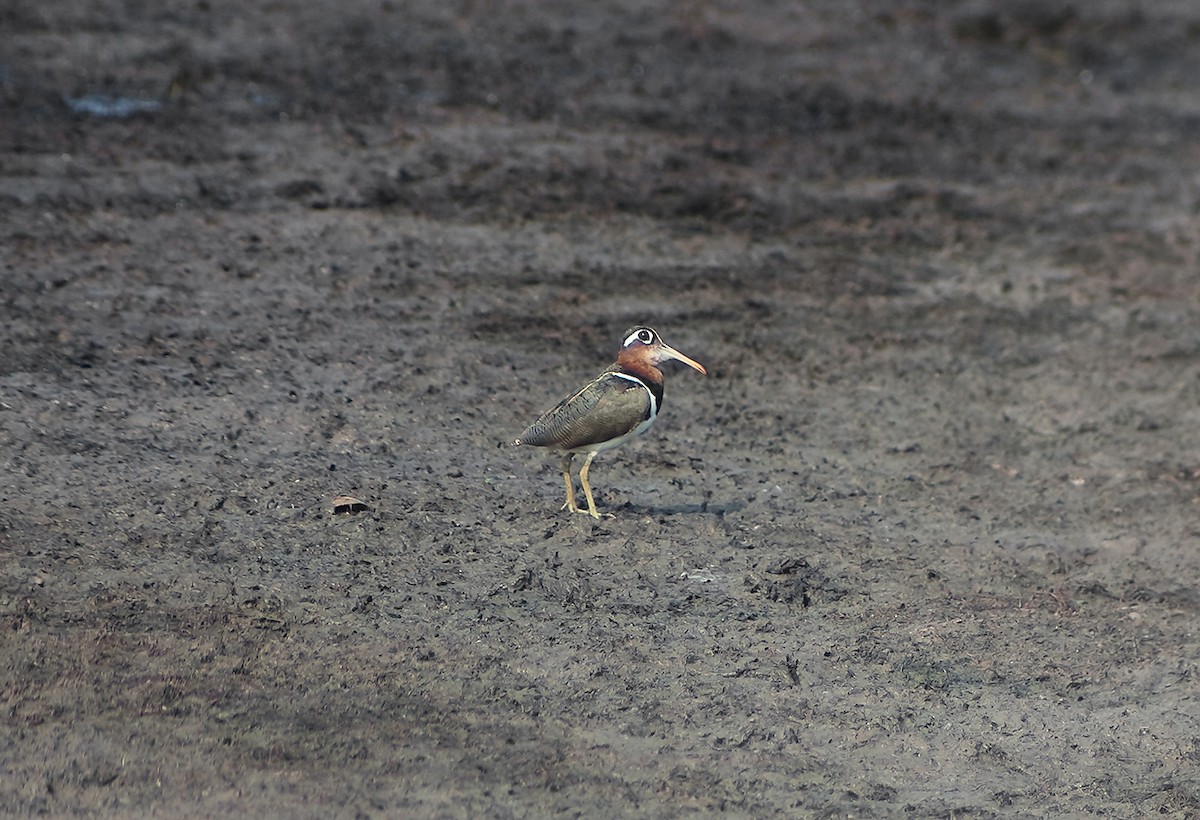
[562,504,608,520]
[561,497,612,520]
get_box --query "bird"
[513,326,707,519]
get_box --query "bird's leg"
[578,451,604,520]
[559,452,578,513]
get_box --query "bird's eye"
[638,329,654,344]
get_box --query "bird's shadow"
[614,498,746,517]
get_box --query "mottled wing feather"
[517,372,651,451]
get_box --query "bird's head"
[616,326,707,377]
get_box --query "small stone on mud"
[332,495,370,514]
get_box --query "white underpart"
[572,372,658,455]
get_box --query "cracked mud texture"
[3,1,1200,816]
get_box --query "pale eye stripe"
[623,328,655,347]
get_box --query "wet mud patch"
[5,0,1200,816]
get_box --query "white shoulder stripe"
[610,371,658,418]
[610,371,647,386]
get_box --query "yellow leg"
[578,451,602,519]
[559,453,578,513]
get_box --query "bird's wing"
[515,372,651,451]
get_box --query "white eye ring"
[624,328,655,347]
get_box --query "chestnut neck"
[614,347,664,385]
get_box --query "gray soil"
[4,1,1200,816]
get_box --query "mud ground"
[4,1,1200,816]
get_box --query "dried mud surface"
[4,1,1200,816]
